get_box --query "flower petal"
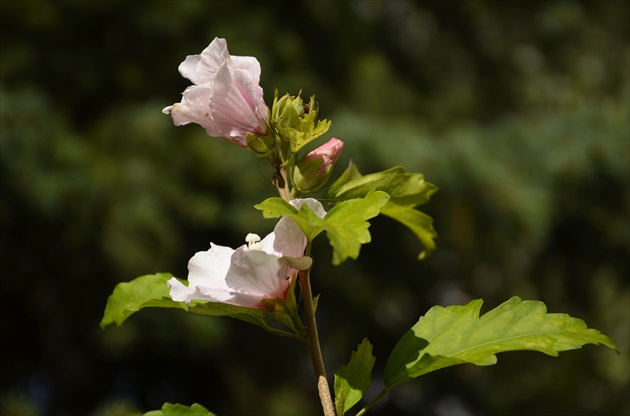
[164,37,268,145]
[169,243,237,304]
[272,198,326,258]
[209,62,267,145]
[225,245,292,306]
[167,85,220,134]
[178,37,228,85]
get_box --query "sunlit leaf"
[325,161,363,198]
[334,338,375,415]
[324,164,438,259]
[324,165,437,207]
[380,203,437,259]
[385,296,618,389]
[144,402,216,416]
[256,190,390,265]
[100,273,270,330]
[254,197,322,240]
[323,189,390,264]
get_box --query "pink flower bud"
[162,37,268,147]
[304,138,344,176]
[293,138,344,192]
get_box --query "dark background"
[1,1,628,415]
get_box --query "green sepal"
[384,296,618,389]
[293,156,332,193]
[144,402,216,416]
[324,163,438,258]
[255,189,390,265]
[334,338,376,415]
[246,131,276,157]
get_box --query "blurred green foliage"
[1,1,628,415]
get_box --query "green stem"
[300,244,335,416]
[263,326,306,343]
[273,159,334,414]
[354,388,389,416]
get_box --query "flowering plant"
[102,38,617,416]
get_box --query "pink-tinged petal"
[166,85,220,134]
[209,63,267,145]
[164,37,268,145]
[305,138,344,175]
[169,200,323,309]
[178,38,228,85]
[232,67,267,128]
[178,54,204,85]
[225,247,291,306]
[230,55,262,84]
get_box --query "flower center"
[245,233,263,250]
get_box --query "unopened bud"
[293,138,344,192]
[246,132,276,157]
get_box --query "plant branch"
[355,388,388,416]
[263,326,306,343]
[273,163,291,202]
[300,267,335,416]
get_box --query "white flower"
[168,199,326,308]
[162,37,268,147]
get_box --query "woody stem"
[300,243,335,416]
[274,164,291,202]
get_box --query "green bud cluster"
[270,90,332,154]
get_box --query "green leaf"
[324,165,438,259]
[254,197,323,240]
[334,338,376,415]
[325,165,437,207]
[380,203,437,259]
[144,402,216,416]
[100,273,271,331]
[384,296,618,389]
[256,190,390,265]
[100,273,184,328]
[325,161,363,198]
[323,190,390,264]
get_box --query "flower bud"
[271,91,331,154]
[293,138,344,192]
[246,131,276,157]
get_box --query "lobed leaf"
[324,163,438,259]
[380,203,437,259]
[255,190,390,265]
[334,338,376,415]
[255,197,323,240]
[385,296,618,389]
[144,402,216,416]
[100,273,184,328]
[323,189,389,264]
[324,164,438,207]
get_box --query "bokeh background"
[1,1,628,415]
